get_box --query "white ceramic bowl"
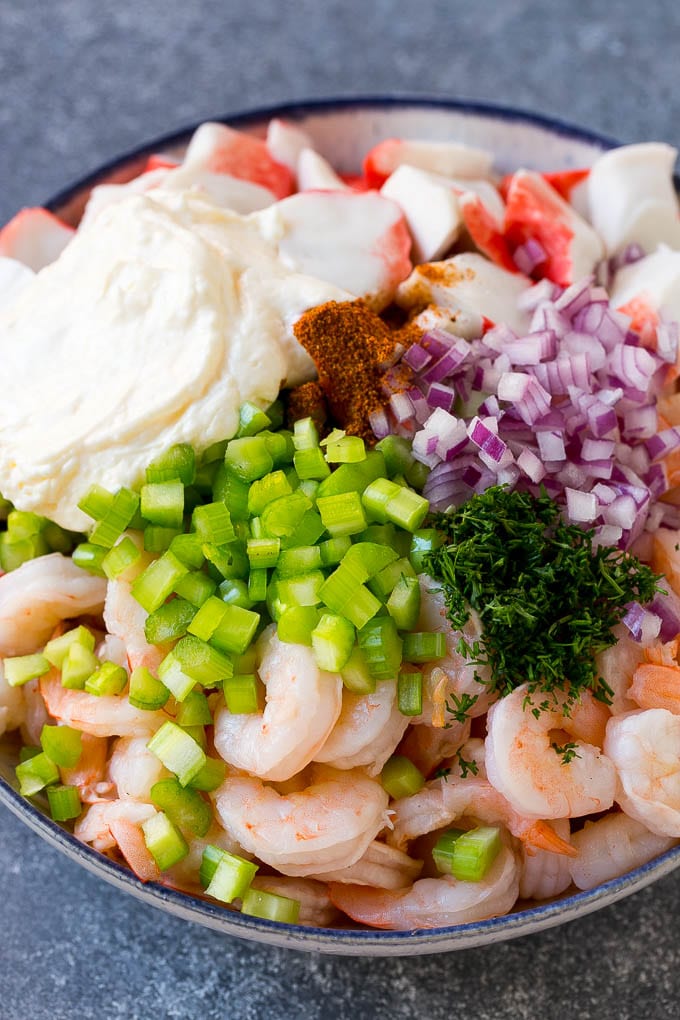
[2,96,679,956]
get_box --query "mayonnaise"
[0,188,348,530]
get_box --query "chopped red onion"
[513,238,547,274]
[645,426,680,462]
[517,447,546,482]
[421,329,458,359]
[555,277,594,316]
[369,407,391,440]
[389,390,415,424]
[402,344,432,372]
[497,372,551,425]
[565,486,598,523]
[649,589,680,642]
[537,430,566,461]
[656,318,679,364]
[426,382,456,412]
[622,602,662,643]
[517,278,560,312]
[421,339,471,384]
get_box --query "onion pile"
[372,276,680,551]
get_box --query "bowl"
[2,95,679,956]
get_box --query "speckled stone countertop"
[2,2,680,1017]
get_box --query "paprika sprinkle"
[293,299,419,439]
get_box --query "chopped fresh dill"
[551,741,581,766]
[444,691,479,726]
[453,751,479,779]
[432,766,452,781]
[425,486,662,708]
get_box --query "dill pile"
[425,486,661,708]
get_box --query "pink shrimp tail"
[521,820,577,858]
[328,882,405,929]
[109,818,160,883]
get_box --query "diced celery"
[375,435,415,477]
[237,401,272,438]
[277,606,320,646]
[4,653,50,688]
[409,529,443,573]
[187,757,227,792]
[143,526,183,553]
[317,492,367,537]
[283,509,326,549]
[224,436,273,482]
[169,532,205,570]
[276,571,325,608]
[210,604,261,655]
[293,447,331,480]
[397,672,423,716]
[248,569,268,603]
[318,536,352,567]
[146,442,196,485]
[203,847,258,903]
[247,537,280,569]
[102,536,143,580]
[77,483,114,521]
[358,617,403,680]
[142,811,189,870]
[387,575,421,630]
[85,661,128,697]
[381,755,425,799]
[223,674,261,714]
[173,570,217,607]
[144,598,196,644]
[47,784,82,822]
[340,644,376,694]
[431,829,466,875]
[368,557,417,601]
[247,471,293,516]
[212,465,250,521]
[88,487,140,548]
[402,632,447,663]
[218,577,254,609]
[192,502,235,546]
[316,451,386,498]
[241,887,300,924]
[141,480,184,528]
[260,429,295,467]
[40,724,82,768]
[343,542,398,579]
[131,551,189,613]
[157,653,197,703]
[292,417,320,451]
[172,635,234,685]
[15,751,60,797]
[203,541,249,580]
[311,613,355,671]
[276,546,322,577]
[176,690,212,727]
[323,434,366,464]
[150,777,212,837]
[386,486,429,533]
[72,542,107,577]
[260,492,312,539]
[128,666,170,711]
[361,477,401,524]
[147,721,207,786]
[449,826,502,882]
[61,643,99,691]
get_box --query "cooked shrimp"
[249,876,341,927]
[313,680,408,775]
[595,627,646,715]
[387,772,575,856]
[214,764,389,877]
[397,717,470,777]
[485,683,617,818]
[519,818,573,901]
[61,733,112,803]
[569,813,678,890]
[329,844,520,930]
[103,578,164,674]
[629,662,680,714]
[74,799,156,852]
[415,576,495,725]
[108,736,168,800]
[309,839,423,889]
[20,677,49,745]
[604,708,680,837]
[40,668,165,738]
[213,626,342,781]
[0,553,107,656]
[0,660,24,737]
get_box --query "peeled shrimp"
[108,736,168,800]
[595,626,646,715]
[313,680,408,775]
[103,578,163,674]
[629,662,680,714]
[213,627,342,781]
[40,669,166,738]
[329,844,520,930]
[0,660,24,737]
[604,708,680,837]
[19,677,49,745]
[214,765,389,877]
[74,798,156,852]
[519,818,573,901]
[569,813,678,890]
[387,772,574,856]
[249,876,341,927]
[0,553,107,656]
[397,716,470,777]
[415,577,495,726]
[485,683,616,819]
[309,839,423,889]
[61,733,112,803]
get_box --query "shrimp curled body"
[213,627,342,782]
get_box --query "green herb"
[425,486,662,707]
[551,740,581,766]
[444,691,479,726]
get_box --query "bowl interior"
[3,96,678,956]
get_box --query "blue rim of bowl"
[4,93,680,952]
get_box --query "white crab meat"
[365,137,494,183]
[266,118,315,177]
[380,165,463,263]
[297,148,349,192]
[610,245,680,336]
[182,121,294,199]
[0,256,34,305]
[397,251,531,337]
[588,143,680,255]
[254,190,412,309]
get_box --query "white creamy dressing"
[0,189,349,530]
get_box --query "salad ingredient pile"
[1,117,680,932]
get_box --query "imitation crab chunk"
[297,149,349,192]
[255,190,412,309]
[504,170,604,286]
[588,143,680,256]
[182,121,295,199]
[610,246,680,345]
[0,208,74,271]
[364,137,494,188]
[380,165,463,263]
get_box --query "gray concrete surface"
[2,0,680,1016]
